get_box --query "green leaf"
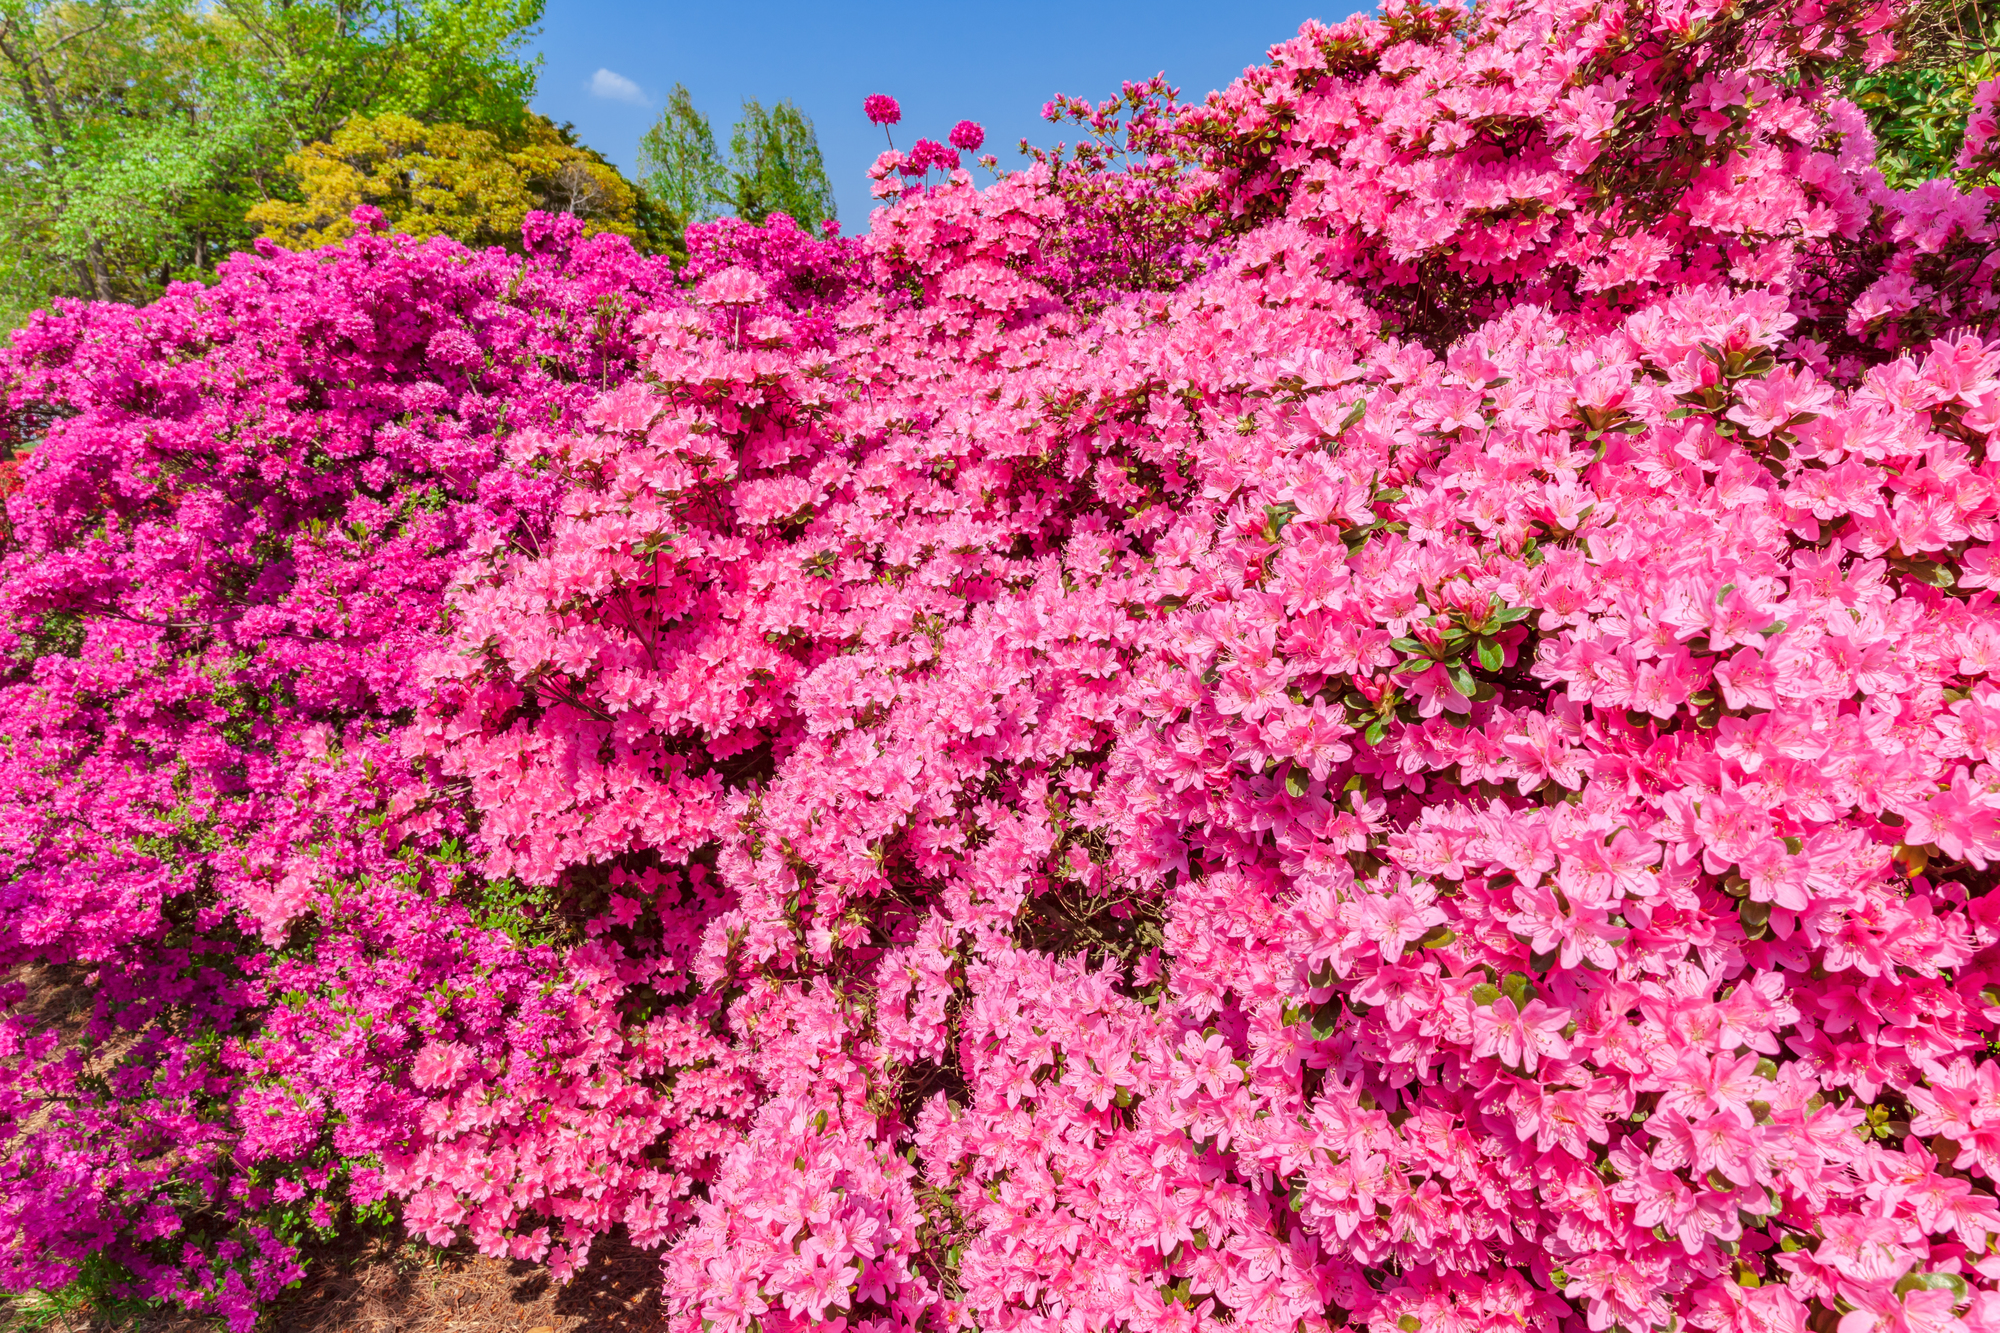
[1416,924,1457,949]
[1475,637,1504,672]
[1468,982,1501,1006]
[1263,501,1299,541]
[1284,767,1309,798]
[1501,971,1536,1009]
[1895,1271,1968,1302]
[1908,559,1957,588]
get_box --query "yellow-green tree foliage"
[249,112,640,249]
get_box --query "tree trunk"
[85,233,111,300]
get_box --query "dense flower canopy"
[9,2,2000,1333]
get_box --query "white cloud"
[589,69,648,106]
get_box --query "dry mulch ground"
[242,1231,666,1333]
[8,1230,666,1333]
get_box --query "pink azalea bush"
[11,1,2000,1331]
[0,208,854,1326]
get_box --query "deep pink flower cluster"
[680,212,859,347]
[907,138,962,175]
[949,119,986,154]
[12,1,2000,1331]
[865,108,991,205]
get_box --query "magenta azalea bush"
[11,1,2000,1330]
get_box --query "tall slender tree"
[636,84,836,231]
[636,82,725,226]
[727,97,835,228]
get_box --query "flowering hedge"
[10,1,2000,1331]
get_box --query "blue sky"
[527,0,1363,231]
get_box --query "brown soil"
[8,964,94,1043]
[9,1231,666,1333]
[241,1231,666,1333]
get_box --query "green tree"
[636,84,836,230]
[637,82,725,225]
[728,97,835,228]
[0,0,548,328]
[0,0,260,310]
[214,0,544,145]
[247,110,661,253]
